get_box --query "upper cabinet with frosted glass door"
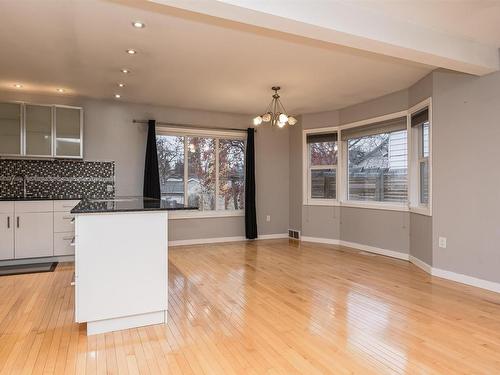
[0,102,22,156]
[25,104,53,157]
[0,102,83,159]
[54,106,83,158]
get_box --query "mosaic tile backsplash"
[0,159,115,199]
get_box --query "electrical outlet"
[439,237,447,248]
[266,215,271,222]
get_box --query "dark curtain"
[245,128,257,239]
[143,119,161,199]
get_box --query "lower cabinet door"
[54,232,75,256]
[0,214,14,260]
[15,212,54,258]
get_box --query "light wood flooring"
[1,239,500,374]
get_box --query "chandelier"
[253,86,297,128]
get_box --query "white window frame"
[156,126,246,219]
[340,111,410,212]
[302,127,340,206]
[408,98,432,216]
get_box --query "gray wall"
[299,110,341,239]
[410,213,433,265]
[0,91,290,240]
[408,73,434,264]
[341,207,409,253]
[288,115,303,232]
[432,69,500,283]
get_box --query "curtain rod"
[132,119,252,133]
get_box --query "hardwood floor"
[1,239,500,374]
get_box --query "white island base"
[74,210,168,336]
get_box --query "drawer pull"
[7,216,10,229]
[17,217,19,228]
[63,216,73,220]
[63,236,73,241]
[70,237,75,247]
[71,218,75,224]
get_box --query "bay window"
[342,116,408,204]
[304,131,338,204]
[410,103,431,213]
[156,129,245,215]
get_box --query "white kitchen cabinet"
[54,232,75,256]
[25,104,53,157]
[0,101,83,159]
[0,102,22,156]
[54,106,83,158]
[14,212,54,259]
[0,214,15,260]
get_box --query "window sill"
[340,200,409,212]
[303,199,340,207]
[168,210,245,220]
[409,206,432,216]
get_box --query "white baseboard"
[302,237,500,294]
[258,233,289,240]
[301,236,409,261]
[301,236,340,245]
[409,255,433,273]
[339,240,410,260]
[431,267,500,294]
[169,233,288,247]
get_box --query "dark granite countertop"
[71,197,198,214]
[0,196,84,202]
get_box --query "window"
[410,105,431,210]
[305,131,338,204]
[342,116,408,204]
[156,130,245,214]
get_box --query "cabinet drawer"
[54,232,74,256]
[15,201,53,213]
[53,200,80,213]
[54,212,75,233]
[0,202,14,213]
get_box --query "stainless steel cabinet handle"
[16,217,19,228]
[7,216,10,229]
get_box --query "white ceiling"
[1,0,491,115]
[350,0,500,47]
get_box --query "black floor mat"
[0,262,58,277]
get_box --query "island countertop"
[71,196,198,214]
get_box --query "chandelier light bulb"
[253,116,263,126]
[255,87,293,129]
[279,113,288,123]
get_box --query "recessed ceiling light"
[14,83,23,88]
[114,94,121,99]
[56,88,65,93]
[126,49,137,55]
[132,21,145,28]
[121,69,130,74]
[118,83,125,88]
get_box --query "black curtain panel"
[143,119,161,199]
[245,128,258,239]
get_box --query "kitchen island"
[71,197,196,335]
